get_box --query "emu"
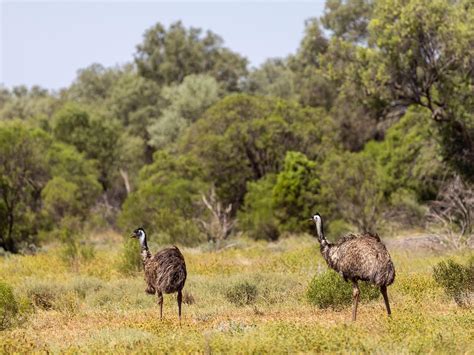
[310,213,395,321]
[131,227,187,322]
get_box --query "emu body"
[311,214,395,321]
[132,228,187,322]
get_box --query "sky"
[0,1,326,90]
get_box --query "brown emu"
[310,214,395,321]
[131,227,187,322]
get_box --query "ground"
[0,232,473,353]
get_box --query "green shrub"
[307,269,380,309]
[225,281,259,306]
[433,258,474,307]
[238,175,280,241]
[118,238,142,275]
[272,151,320,233]
[0,281,19,330]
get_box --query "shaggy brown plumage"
[131,228,187,322]
[311,214,395,321]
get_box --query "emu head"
[310,213,324,243]
[131,227,146,242]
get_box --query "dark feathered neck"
[139,233,151,261]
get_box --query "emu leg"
[177,289,183,324]
[381,285,392,316]
[352,281,360,321]
[157,292,163,320]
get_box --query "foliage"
[272,152,320,232]
[135,21,247,91]
[290,19,336,109]
[224,281,259,306]
[433,258,474,307]
[366,107,444,201]
[0,281,18,330]
[320,150,384,232]
[67,63,123,105]
[238,175,279,241]
[180,94,336,207]
[119,237,142,274]
[52,103,121,190]
[148,74,219,149]
[0,121,52,252]
[321,0,374,43]
[367,0,474,180]
[0,120,101,252]
[0,85,59,123]
[245,59,297,101]
[307,269,380,309]
[118,151,207,246]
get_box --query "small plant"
[225,281,258,306]
[118,238,142,274]
[432,258,474,307]
[0,281,19,330]
[26,280,63,310]
[307,269,380,309]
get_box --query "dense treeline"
[1,0,473,252]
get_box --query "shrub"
[432,258,474,307]
[238,175,280,241]
[0,281,19,330]
[225,281,259,306]
[307,269,380,309]
[25,280,65,310]
[272,151,320,233]
[118,238,142,275]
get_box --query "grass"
[0,232,472,353]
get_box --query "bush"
[272,151,320,233]
[118,238,142,275]
[432,258,474,307]
[307,269,380,309]
[238,175,280,241]
[0,281,19,330]
[225,281,259,306]
[26,281,60,310]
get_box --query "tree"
[0,85,60,124]
[244,58,297,101]
[238,174,279,240]
[106,68,163,162]
[320,150,384,232]
[321,0,374,43]
[43,143,101,225]
[365,0,474,180]
[179,94,337,206]
[0,122,50,252]
[52,103,121,191]
[148,74,219,149]
[272,152,320,232]
[135,21,248,91]
[118,151,207,246]
[0,121,101,252]
[290,19,336,109]
[67,63,123,105]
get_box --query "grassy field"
[0,232,473,353]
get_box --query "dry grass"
[0,232,472,353]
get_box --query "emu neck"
[139,235,151,261]
[314,222,335,269]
